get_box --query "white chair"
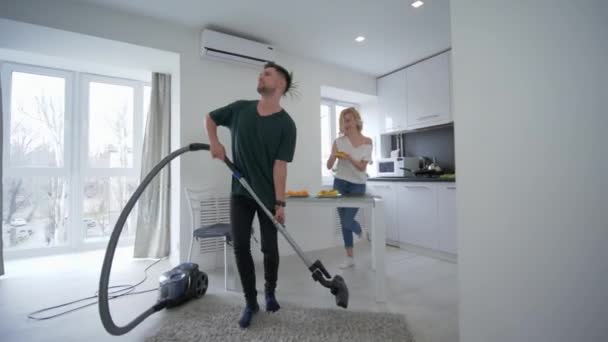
[185,187,240,291]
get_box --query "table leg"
[371,198,387,303]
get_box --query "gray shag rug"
[146,295,414,342]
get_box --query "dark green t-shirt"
[210,100,297,209]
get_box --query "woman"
[326,107,373,269]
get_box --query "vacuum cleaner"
[98,143,349,335]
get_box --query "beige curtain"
[133,73,171,258]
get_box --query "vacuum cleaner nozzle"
[309,260,349,309]
[330,275,349,308]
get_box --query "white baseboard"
[397,242,458,264]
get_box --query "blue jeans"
[333,178,366,248]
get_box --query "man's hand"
[210,142,226,160]
[274,206,286,225]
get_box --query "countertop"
[368,176,456,182]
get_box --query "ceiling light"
[355,36,366,43]
[411,0,424,8]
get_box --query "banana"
[318,189,340,197]
[335,151,347,158]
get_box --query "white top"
[334,136,373,184]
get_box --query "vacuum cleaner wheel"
[194,271,208,298]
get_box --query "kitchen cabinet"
[368,182,399,244]
[377,69,407,132]
[406,51,452,129]
[437,184,457,254]
[367,180,457,255]
[396,183,439,250]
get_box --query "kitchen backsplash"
[391,124,455,172]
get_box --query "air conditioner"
[201,29,275,67]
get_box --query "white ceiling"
[71,0,451,77]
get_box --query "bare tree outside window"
[82,177,137,239]
[83,81,137,240]
[88,82,134,168]
[2,72,68,249]
[2,67,147,253]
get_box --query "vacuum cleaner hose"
[99,142,348,335]
[99,143,209,336]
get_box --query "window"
[320,99,359,185]
[2,63,149,254]
[80,75,146,241]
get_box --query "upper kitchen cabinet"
[406,51,452,129]
[377,69,408,133]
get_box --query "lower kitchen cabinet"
[368,182,399,244]
[397,183,439,250]
[437,184,457,254]
[368,181,457,255]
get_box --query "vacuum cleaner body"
[158,262,208,308]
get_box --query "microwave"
[377,158,405,177]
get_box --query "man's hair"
[264,62,294,95]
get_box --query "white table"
[286,195,387,303]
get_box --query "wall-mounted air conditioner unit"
[201,29,275,67]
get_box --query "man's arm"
[273,160,288,224]
[205,114,219,144]
[205,114,225,160]
[274,117,296,224]
[274,160,287,203]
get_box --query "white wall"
[451,1,608,341]
[0,0,376,262]
[360,99,381,177]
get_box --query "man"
[205,62,297,328]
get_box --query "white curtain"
[133,73,171,258]
[1,79,4,276]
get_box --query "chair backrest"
[185,188,230,229]
[185,187,231,254]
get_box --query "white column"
[451,1,608,341]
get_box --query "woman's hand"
[327,142,338,170]
[349,158,368,172]
[338,152,351,160]
[330,143,338,158]
[343,154,368,172]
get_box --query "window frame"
[2,63,75,257]
[1,62,150,258]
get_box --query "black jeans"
[230,195,279,304]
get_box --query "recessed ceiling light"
[411,0,424,8]
[355,36,366,43]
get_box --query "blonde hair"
[338,107,363,134]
